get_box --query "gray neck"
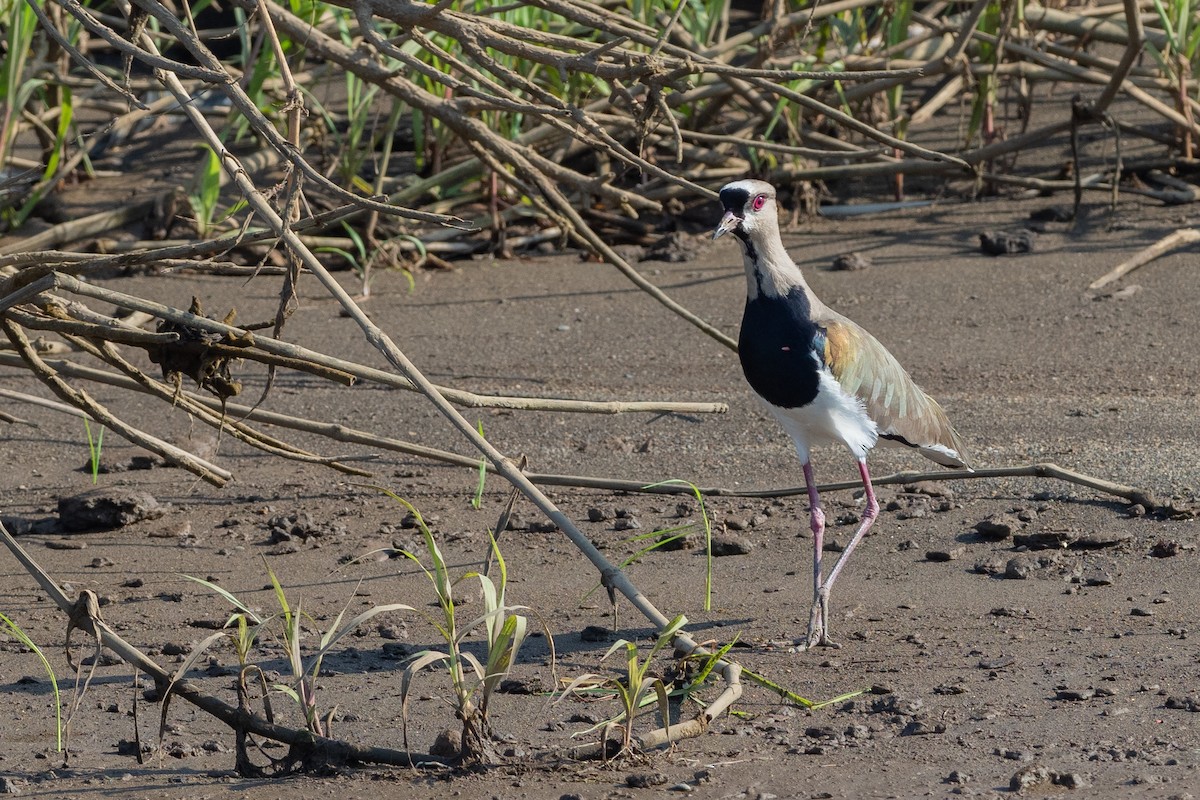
[738,226,811,302]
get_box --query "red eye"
[751,194,766,211]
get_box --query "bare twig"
[1088,228,1200,290]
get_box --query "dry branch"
[1089,228,1200,289]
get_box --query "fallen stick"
[0,518,449,771]
[1088,228,1200,290]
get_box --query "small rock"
[901,719,946,736]
[710,531,752,556]
[1053,771,1088,789]
[1004,555,1038,579]
[1082,571,1114,587]
[926,546,965,562]
[44,539,87,551]
[656,531,695,551]
[58,488,165,532]
[974,514,1018,540]
[903,481,954,499]
[1150,539,1182,558]
[945,770,972,784]
[979,229,1036,255]
[1131,607,1154,617]
[1013,531,1071,550]
[587,507,610,523]
[580,625,614,643]
[831,252,871,271]
[381,642,412,660]
[81,649,123,667]
[1165,696,1200,712]
[1073,531,1131,549]
[429,728,461,758]
[1055,688,1095,701]
[1029,206,1073,223]
[613,517,641,532]
[378,623,408,640]
[626,772,668,788]
[973,556,1008,576]
[1010,764,1053,792]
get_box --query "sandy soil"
[2,185,1199,799]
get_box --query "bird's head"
[712,179,777,242]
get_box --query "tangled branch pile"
[1,0,1197,497]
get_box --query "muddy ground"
[2,177,1200,800]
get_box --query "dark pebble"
[58,488,165,532]
[626,772,668,788]
[926,546,965,562]
[1004,555,1037,579]
[979,229,1037,255]
[1009,764,1052,792]
[1013,531,1071,550]
[1029,206,1073,222]
[656,531,695,551]
[710,532,752,556]
[974,514,1018,540]
[1150,540,1182,558]
[901,719,946,736]
[381,642,413,660]
[580,625,614,643]
[1165,696,1200,711]
[587,507,610,523]
[429,728,460,758]
[45,539,87,550]
[973,556,1007,575]
[831,252,871,271]
[1073,531,1131,549]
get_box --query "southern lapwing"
[713,179,970,649]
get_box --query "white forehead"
[721,179,774,196]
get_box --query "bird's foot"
[801,598,841,650]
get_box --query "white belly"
[762,370,878,464]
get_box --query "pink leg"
[805,458,879,649]
[801,462,826,646]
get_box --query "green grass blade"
[0,612,61,751]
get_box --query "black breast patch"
[738,288,824,409]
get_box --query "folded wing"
[822,318,970,468]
